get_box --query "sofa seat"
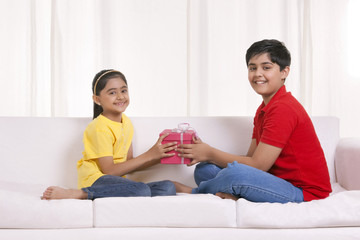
[2,180,360,230]
[0,181,93,229]
[236,183,360,228]
[94,193,236,228]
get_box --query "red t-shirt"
[252,85,332,201]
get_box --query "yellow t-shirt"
[77,114,134,189]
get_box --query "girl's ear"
[92,95,101,106]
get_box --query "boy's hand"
[177,136,212,166]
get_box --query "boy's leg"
[147,180,176,196]
[192,162,304,203]
[194,162,223,186]
[82,175,151,199]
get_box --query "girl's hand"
[146,133,177,161]
[177,135,212,166]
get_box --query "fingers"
[177,149,194,161]
[155,133,201,161]
[158,133,178,148]
[187,159,199,166]
[193,135,202,144]
[162,152,176,158]
[178,143,193,149]
[157,133,170,144]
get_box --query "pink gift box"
[160,128,195,164]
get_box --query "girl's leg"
[194,162,223,186]
[192,162,304,203]
[83,175,151,200]
[41,186,87,200]
[147,180,176,196]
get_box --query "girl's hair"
[245,39,291,71]
[92,69,128,119]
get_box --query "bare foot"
[41,186,87,200]
[215,192,239,201]
[172,181,192,194]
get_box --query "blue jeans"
[192,162,304,203]
[82,175,176,200]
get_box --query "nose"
[117,92,124,99]
[254,68,263,76]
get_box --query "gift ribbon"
[172,123,196,164]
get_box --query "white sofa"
[0,116,360,240]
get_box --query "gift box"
[160,123,196,164]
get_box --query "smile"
[254,80,267,84]
[115,102,126,106]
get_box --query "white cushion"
[0,181,93,229]
[335,137,360,190]
[236,189,360,228]
[311,117,340,183]
[94,193,236,228]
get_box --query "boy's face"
[247,53,289,105]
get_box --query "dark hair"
[92,69,128,119]
[246,39,291,71]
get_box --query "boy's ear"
[92,95,101,105]
[281,66,290,81]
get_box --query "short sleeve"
[260,103,297,148]
[83,128,114,159]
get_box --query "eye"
[248,67,256,71]
[263,65,272,70]
[122,89,128,94]
[109,91,116,95]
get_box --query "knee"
[162,180,176,196]
[222,162,248,174]
[194,163,221,186]
[217,162,257,183]
[148,180,176,196]
[135,182,152,197]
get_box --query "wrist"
[207,146,222,166]
[206,145,216,160]
[136,151,151,164]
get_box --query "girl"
[42,69,177,200]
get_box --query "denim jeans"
[82,175,176,200]
[192,162,304,203]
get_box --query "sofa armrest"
[335,138,360,190]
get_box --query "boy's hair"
[92,69,128,119]
[246,39,291,71]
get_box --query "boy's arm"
[179,138,281,172]
[246,139,257,157]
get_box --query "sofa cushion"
[236,188,360,228]
[335,138,360,190]
[0,181,93,229]
[94,193,236,228]
[311,117,340,183]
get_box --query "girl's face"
[93,77,129,121]
[247,53,289,105]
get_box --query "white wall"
[0,0,359,138]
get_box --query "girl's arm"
[178,137,281,172]
[126,144,161,171]
[98,133,177,176]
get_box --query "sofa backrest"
[0,116,339,189]
[129,117,340,187]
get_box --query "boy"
[175,39,332,203]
